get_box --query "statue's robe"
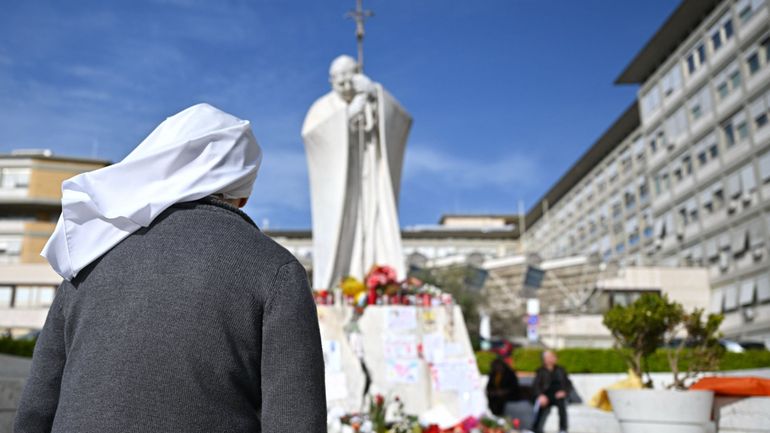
[302,84,411,289]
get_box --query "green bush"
[476,348,770,375]
[721,350,770,370]
[0,336,37,357]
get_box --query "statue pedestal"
[317,304,487,419]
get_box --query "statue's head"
[329,55,358,102]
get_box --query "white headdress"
[42,103,262,280]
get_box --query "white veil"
[42,103,262,280]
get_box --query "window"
[724,284,738,311]
[644,226,654,238]
[594,170,605,194]
[611,200,622,219]
[654,170,670,195]
[665,107,688,143]
[749,88,770,131]
[0,238,22,256]
[661,65,683,98]
[629,231,640,246]
[701,181,725,215]
[0,286,11,308]
[609,290,660,308]
[759,273,770,303]
[673,162,683,183]
[695,131,719,168]
[688,85,712,122]
[725,164,757,211]
[619,147,632,172]
[641,85,662,118]
[682,155,693,177]
[624,187,636,210]
[0,168,31,189]
[722,110,749,148]
[686,198,699,225]
[759,151,770,183]
[601,235,612,260]
[709,12,734,53]
[638,176,649,203]
[737,0,765,25]
[714,60,742,101]
[740,164,757,195]
[632,136,645,160]
[655,212,674,240]
[746,35,770,76]
[626,217,639,242]
[607,161,619,182]
[701,189,713,214]
[666,107,687,146]
[649,127,666,155]
[685,42,707,77]
[13,286,56,309]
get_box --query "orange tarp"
[690,377,770,397]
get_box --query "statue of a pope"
[302,55,412,290]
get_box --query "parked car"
[719,339,745,353]
[718,339,767,353]
[737,340,767,351]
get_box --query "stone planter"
[608,389,715,433]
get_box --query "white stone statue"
[302,55,411,289]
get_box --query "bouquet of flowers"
[366,265,400,304]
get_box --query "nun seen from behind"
[14,103,327,433]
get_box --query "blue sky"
[0,0,678,228]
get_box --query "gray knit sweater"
[14,198,327,433]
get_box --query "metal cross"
[346,0,373,71]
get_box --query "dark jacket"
[532,365,570,399]
[14,198,327,433]
[485,359,520,415]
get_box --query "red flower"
[366,265,398,290]
[374,394,384,407]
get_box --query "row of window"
[653,88,770,197]
[641,12,769,124]
[0,286,57,309]
[711,270,770,314]
[650,50,770,162]
[567,156,770,262]
[656,156,770,241]
[538,148,646,232]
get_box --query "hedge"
[5,337,769,374]
[0,336,37,358]
[476,348,770,375]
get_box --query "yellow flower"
[341,276,366,296]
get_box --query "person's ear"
[237,197,248,208]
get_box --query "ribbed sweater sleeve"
[260,261,326,432]
[14,281,68,433]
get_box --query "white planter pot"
[608,389,715,433]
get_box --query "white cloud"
[403,144,542,189]
[245,148,310,215]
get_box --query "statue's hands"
[347,73,376,129]
[348,93,368,119]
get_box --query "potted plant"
[602,293,723,433]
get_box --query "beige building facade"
[0,150,108,315]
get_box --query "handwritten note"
[384,306,417,331]
[385,359,420,384]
